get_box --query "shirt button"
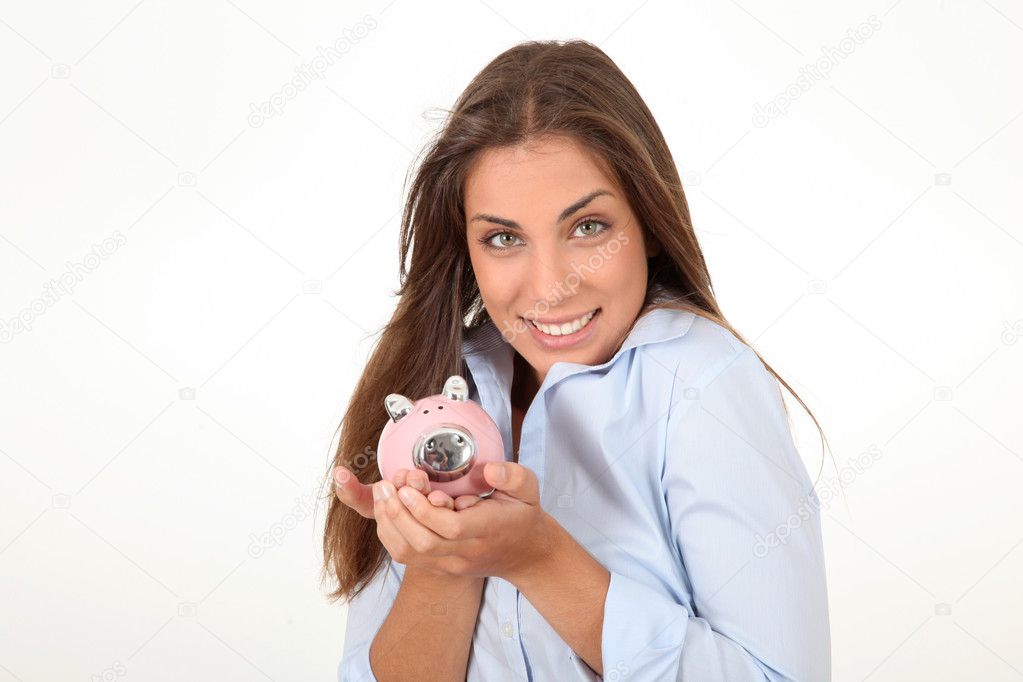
[501,620,514,638]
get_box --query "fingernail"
[373,482,392,501]
[399,488,415,507]
[409,477,425,492]
[380,482,393,500]
[493,463,506,483]
[334,468,350,487]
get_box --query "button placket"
[496,578,529,679]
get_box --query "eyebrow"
[469,189,613,229]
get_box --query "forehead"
[464,137,615,207]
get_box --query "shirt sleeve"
[600,346,831,681]
[338,558,404,682]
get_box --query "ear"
[384,394,414,422]
[442,375,469,401]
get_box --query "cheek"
[469,251,512,303]
[468,248,490,283]
[473,264,498,293]
[587,240,647,291]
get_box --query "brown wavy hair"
[321,39,831,603]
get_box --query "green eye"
[574,219,609,238]
[481,232,522,249]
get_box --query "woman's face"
[465,135,659,387]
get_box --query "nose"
[523,241,579,311]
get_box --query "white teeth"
[530,310,596,336]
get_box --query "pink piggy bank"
[377,375,504,498]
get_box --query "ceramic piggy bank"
[376,375,504,498]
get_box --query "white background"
[1,1,1021,680]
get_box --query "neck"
[511,352,541,412]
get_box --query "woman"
[324,39,831,681]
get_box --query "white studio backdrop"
[0,1,1020,680]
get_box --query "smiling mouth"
[525,308,600,336]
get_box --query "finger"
[373,482,410,556]
[483,462,539,503]
[334,466,375,519]
[394,484,472,542]
[427,490,455,510]
[393,468,408,490]
[388,484,460,554]
[454,495,482,511]
[407,468,431,495]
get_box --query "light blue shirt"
[339,306,831,681]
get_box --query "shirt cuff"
[602,570,689,680]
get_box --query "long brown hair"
[321,39,831,603]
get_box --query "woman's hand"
[371,461,556,582]
[333,465,481,518]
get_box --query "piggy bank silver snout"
[413,425,477,482]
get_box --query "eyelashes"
[477,217,612,252]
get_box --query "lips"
[527,308,598,336]
[521,308,602,350]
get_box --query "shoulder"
[632,311,787,444]
[637,310,765,391]
[650,315,812,494]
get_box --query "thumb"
[483,462,538,503]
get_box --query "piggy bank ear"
[384,394,414,422]
[442,375,468,401]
